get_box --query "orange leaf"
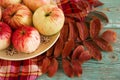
[90,18,102,38]
[76,22,89,41]
[62,59,74,77]
[79,50,91,64]
[48,58,58,77]
[72,60,82,77]
[83,40,102,61]
[62,39,75,58]
[94,37,113,52]
[72,45,84,60]
[54,37,64,58]
[41,57,51,74]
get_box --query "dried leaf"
[72,60,82,77]
[94,37,113,52]
[101,30,117,43]
[72,45,84,60]
[87,0,103,7]
[41,57,51,73]
[76,37,82,43]
[62,39,75,58]
[83,40,102,60]
[90,17,102,38]
[62,59,74,77]
[68,22,75,40]
[60,23,69,42]
[46,46,54,57]
[65,17,75,23]
[79,50,91,64]
[68,21,78,41]
[36,54,46,61]
[93,1,103,7]
[54,37,64,58]
[65,13,82,22]
[86,11,109,25]
[48,58,58,77]
[60,0,90,14]
[76,22,89,41]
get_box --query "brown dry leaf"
[83,40,102,61]
[60,23,69,42]
[48,58,58,77]
[65,13,81,22]
[62,39,75,58]
[35,54,46,61]
[72,45,84,60]
[101,30,117,43]
[93,37,113,52]
[90,17,102,38]
[68,22,75,40]
[54,36,64,58]
[76,22,89,41]
[72,60,82,77]
[79,50,91,64]
[62,59,74,77]
[46,46,54,57]
[41,57,51,74]
[92,0,104,7]
[86,11,109,25]
[36,54,46,66]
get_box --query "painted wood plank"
[97,0,120,28]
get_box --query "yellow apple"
[33,4,65,36]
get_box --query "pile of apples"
[0,0,65,53]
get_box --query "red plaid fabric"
[0,57,42,80]
[0,0,103,80]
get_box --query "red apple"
[0,6,2,20]
[0,22,12,50]
[12,26,41,53]
[23,0,50,12]
[33,4,65,36]
[0,0,22,8]
[2,4,32,29]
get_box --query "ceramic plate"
[0,33,60,61]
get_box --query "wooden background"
[37,0,120,80]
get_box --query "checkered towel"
[0,0,103,80]
[0,56,42,80]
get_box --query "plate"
[0,33,60,61]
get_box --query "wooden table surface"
[37,0,120,80]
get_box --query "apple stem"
[45,12,52,17]
[10,12,16,17]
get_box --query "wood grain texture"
[37,0,120,80]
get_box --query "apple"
[12,26,41,53]
[33,4,65,36]
[2,4,32,29]
[0,22,12,50]
[23,0,50,12]
[0,0,22,8]
[0,6,2,20]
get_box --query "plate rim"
[0,33,60,61]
